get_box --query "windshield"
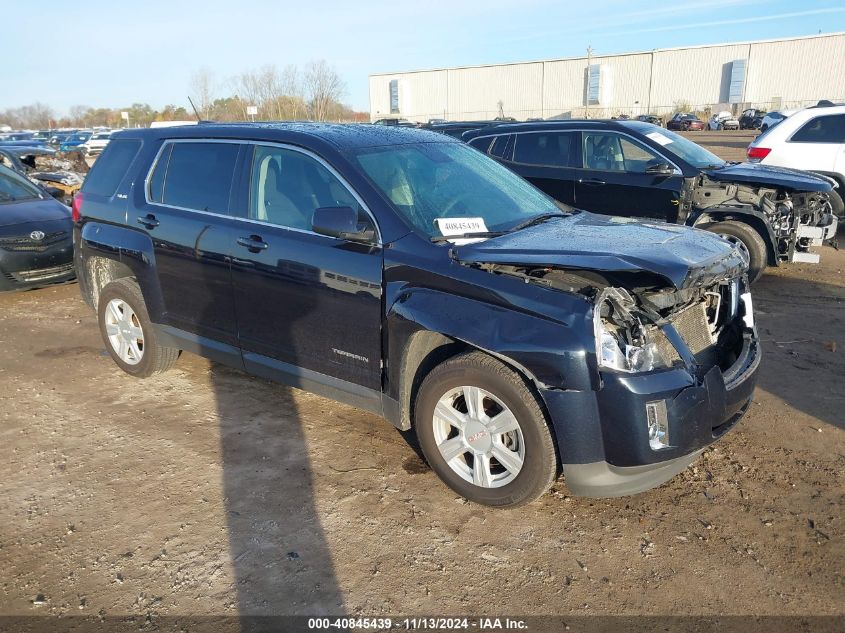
[0,167,43,203]
[635,126,725,169]
[354,142,561,238]
[70,133,91,142]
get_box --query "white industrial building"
[369,32,845,122]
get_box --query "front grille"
[0,231,68,252]
[8,263,75,283]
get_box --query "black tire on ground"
[414,350,558,508]
[703,220,768,284]
[827,188,844,220]
[97,277,180,378]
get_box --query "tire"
[703,220,768,284]
[414,351,557,508]
[827,188,844,220]
[97,278,180,378]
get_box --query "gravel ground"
[1,132,842,629]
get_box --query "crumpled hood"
[706,162,833,191]
[452,212,747,289]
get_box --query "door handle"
[136,214,160,228]
[578,178,606,186]
[236,235,269,252]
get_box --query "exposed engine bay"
[474,263,753,377]
[685,174,838,262]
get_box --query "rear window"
[83,139,141,197]
[150,142,239,214]
[791,114,845,144]
[513,132,575,167]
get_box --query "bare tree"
[190,68,216,119]
[303,60,347,121]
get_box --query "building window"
[586,64,600,105]
[389,80,400,114]
[728,59,746,103]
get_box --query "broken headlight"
[594,288,668,373]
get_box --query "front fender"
[387,286,598,393]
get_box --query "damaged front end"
[685,170,838,264]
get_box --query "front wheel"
[414,351,558,507]
[703,220,768,283]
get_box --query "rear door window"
[513,132,576,167]
[791,114,845,143]
[82,139,141,197]
[155,142,240,213]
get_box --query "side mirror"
[645,162,673,175]
[312,206,376,243]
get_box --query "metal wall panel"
[369,33,845,121]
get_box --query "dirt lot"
[1,132,843,628]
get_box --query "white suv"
[83,131,112,156]
[747,104,845,217]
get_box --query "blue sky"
[4,0,844,115]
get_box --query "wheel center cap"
[465,420,491,452]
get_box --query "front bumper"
[0,239,76,292]
[542,330,760,498]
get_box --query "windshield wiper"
[430,231,506,243]
[508,212,568,233]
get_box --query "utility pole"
[586,45,593,119]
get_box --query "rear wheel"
[414,351,558,507]
[97,278,180,378]
[704,220,768,283]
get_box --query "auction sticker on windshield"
[645,131,674,146]
[434,217,489,244]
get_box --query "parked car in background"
[635,114,661,126]
[373,117,416,127]
[739,109,766,130]
[708,111,740,130]
[60,132,93,153]
[759,110,796,132]
[73,123,759,506]
[666,113,705,131]
[48,133,71,146]
[83,131,112,156]
[0,164,75,292]
[747,103,845,218]
[463,119,837,281]
[425,120,500,139]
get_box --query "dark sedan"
[0,165,75,292]
[666,113,705,131]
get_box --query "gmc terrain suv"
[74,124,759,507]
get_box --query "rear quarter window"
[82,139,142,197]
[790,114,845,143]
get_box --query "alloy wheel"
[104,298,145,365]
[432,386,525,488]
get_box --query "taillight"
[747,146,771,162]
[71,192,84,222]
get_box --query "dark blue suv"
[74,123,759,507]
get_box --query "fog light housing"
[646,400,669,450]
